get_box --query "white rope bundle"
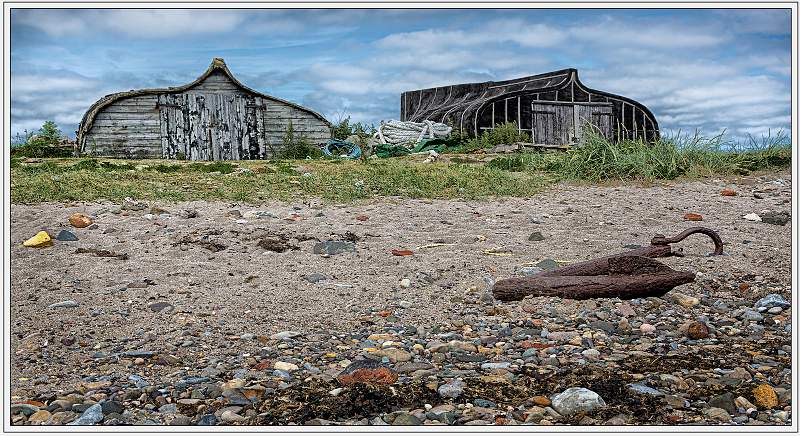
[375,120,453,146]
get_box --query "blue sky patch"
[10,8,792,141]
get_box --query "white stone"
[270,331,301,340]
[550,387,606,416]
[274,361,299,372]
[743,213,762,222]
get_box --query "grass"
[9,158,553,203]
[488,129,792,181]
[9,131,791,204]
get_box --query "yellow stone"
[324,353,337,358]
[28,410,51,424]
[23,231,52,248]
[84,381,111,390]
[752,384,778,409]
[222,378,246,390]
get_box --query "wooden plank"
[95,112,160,121]
[84,133,163,140]
[158,94,169,158]
[100,107,158,115]
[91,119,160,127]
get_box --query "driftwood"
[492,227,723,302]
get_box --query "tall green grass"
[487,129,791,181]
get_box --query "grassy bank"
[9,158,554,203]
[10,132,791,203]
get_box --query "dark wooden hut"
[400,68,659,145]
[76,58,332,160]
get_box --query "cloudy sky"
[10,8,792,142]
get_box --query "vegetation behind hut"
[11,121,74,158]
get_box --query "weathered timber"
[492,227,723,302]
[492,256,695,301]
[401,69,658,144]
[77,58,332,160]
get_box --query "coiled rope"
[375,120,453,145]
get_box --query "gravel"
[9,172,792,426]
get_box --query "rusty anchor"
[492,227,723,302]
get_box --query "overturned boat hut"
[76,58,332,160]
[400,68,659,145]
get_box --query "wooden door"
[532,103,574,145]
[574,104,612,141]
[158,94,189,159]
[160,93,267,160]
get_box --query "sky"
[10,8,793,142]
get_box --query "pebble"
[270,331,301,340]
[708,392,736,414]
[755,294,790,309]
[312,241,355,255]
[28,410,52,424]
[220,410,246,423]
[627,383,664,396]
[687,321,710,340]
[48,300,79,309]
[68,404,103,426]
[11,404,40,416]
[743,213,762,222]
[158,403,178,414]
[528,231,545,242]
[551,387,606,415]
[305,273,326,283]
[337,360,398,385]
[438,380,466,399]
[535,259,559,271]
[197,414,217,426]
[399,278,411,288]
[480,362,511,370]
[148,302,173,312]
[760,211,790,226]
[639,323,656,333]
[273,361,299,372]
[55,230,79,241]
[392,413,422,425]
[703,407,731,421]
[752,384,779,409]
[122,198,147,211]
[671,292,699,308]
[518,266,544,276]
[741,310,764,322]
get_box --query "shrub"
[332,115,376,141]
[11,121,73,158]
[277,121,323,159]
[187,162,235,174]
[151,164,183,173]
[450,122,531,153]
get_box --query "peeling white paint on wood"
[79,58,331,160]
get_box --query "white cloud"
[12,75,97,93]
[9,10,792,141]
[572,21,726,49]
[14,9,247,38]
